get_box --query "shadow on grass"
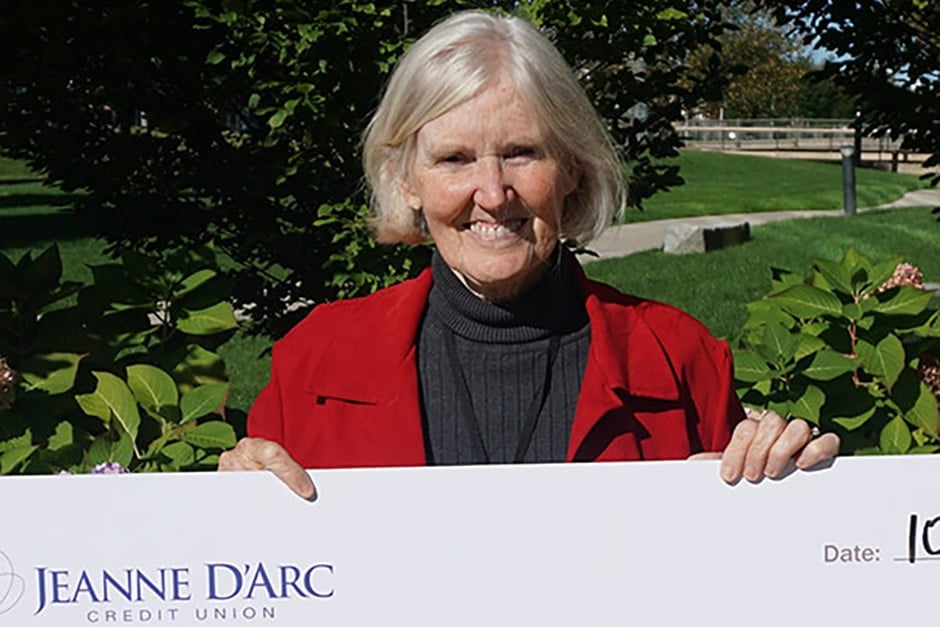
[0,212,95,246]
[0,193,75,209]
[0,177,45,185]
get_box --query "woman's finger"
[764,419,813,478]
[218,437,317,501]
[741,410,786,481]
[719,418,758,483]
[795,433,841,470]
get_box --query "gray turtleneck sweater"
[417,247,591,465]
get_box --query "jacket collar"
[305,270,433,405]
[308,259,681,402]
[572,261,681,402]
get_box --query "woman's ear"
[400,178,422,210]
[563,165,582,197]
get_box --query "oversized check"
[0,457,934,626]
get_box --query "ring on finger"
[744,407,768,422]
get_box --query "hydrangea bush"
[733,249,940,455]
[0,245,238,474]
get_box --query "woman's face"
[401,76,580,301]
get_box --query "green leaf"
[88,264,152,310]
[768,266,803,294]
[0,431,31,453]
[869,286,934,316]
[841,302,863,320]
[833,406,876,431]
[127,364,179,419]
[903,382,940,438]
[865,257,904,294]
[170,345,227,387]
[771,285,843,319]
[790,384,824,423]
[742,299,794,330]
[879,415,912,454]
[180,383,228,423]
[161,441,196,468]
[912,310,940,338]
[19,352,83,394]
[856,334,905,390]
[75,391,111,424]
[0,445,37,474]
[86,430,134,468]
[181,421,237,449]
[21,245,62,293]
[733,351,773,383]
[813,258,852,295]
[908,445,940,455]
[841,247,871,283]
[802,350,856,381]
[174,269,217,299]
[268,108,288,129]
[176,302,238,335]
[768,399,791,419]
[794,334,826,360]
[656,8,688,20]
[761,322,798,363]
[206,49,225,65]
[47,421,74,451]
[75,372,142,444]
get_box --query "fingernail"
[720,464,737,484]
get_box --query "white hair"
[362,10,625,245]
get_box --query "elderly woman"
[220,11,838,497]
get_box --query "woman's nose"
[472,157,508,209]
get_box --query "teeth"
[468,219,525,240]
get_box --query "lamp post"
[841,145,857,216]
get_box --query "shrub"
[0,245,238,474]
[733,248,940,455]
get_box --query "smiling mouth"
[466,218,528,241]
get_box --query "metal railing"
[676,118,902,154]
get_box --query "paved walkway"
[587,188,940,261]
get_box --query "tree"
[534,3,735,203]
[684,3,811,119]
[757,0,940,186]
[795,73,857,119]
[0,1,738,334]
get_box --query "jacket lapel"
[567,269,681,461]
[305,270,433,465]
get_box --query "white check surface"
[0,457,932,625]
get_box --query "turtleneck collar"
[427,244,588,343]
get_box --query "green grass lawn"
[0,156,107,280]
[629,150,926,222]
[585,206,940,340]
[3,152,936,413]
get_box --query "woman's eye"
[506,147,537,160]
[440,153,468,164]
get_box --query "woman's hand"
[692,409,840,483]
[218,437,317,500]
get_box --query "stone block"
[663,221,751,255]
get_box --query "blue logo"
[0,551,25,616]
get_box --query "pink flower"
[876,262,925,293]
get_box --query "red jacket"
[248,263,744,468]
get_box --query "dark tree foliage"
[0,1,735,334]
[537,3,733,204]
[757,0,940,187]
[796,75,856,120]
